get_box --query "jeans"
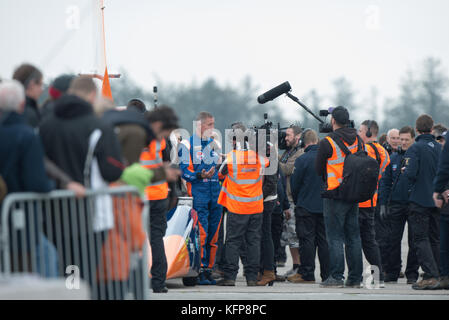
[35,234,59,278]
[385,203,419,281]
[323,198,363,284]
[260,200,276,271]
[359,207,384,281]
[407,203,440,279]
[295,207,330,281]
[149,198,169,290]
[440,214,449,277]
[223,212,263,281]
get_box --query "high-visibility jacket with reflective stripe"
[218,149,268,214]
[359,142,390,208]
[140,139,168,201]
[325,136,360,191]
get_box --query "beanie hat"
[331,106,350,125]
[120,163,154,196]
[49,74,75,100]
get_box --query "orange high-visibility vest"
[140,139,169,201]
[218,149,268,214]
[359,142,390,208]
[325,136,360,191]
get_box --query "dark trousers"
[271,204,284,268]
[272,208,285,264]
[295,207,330,281]
[323,198,363,284]
[374,203,391,272]
[223,212,263,281]
[260,200,276,271]
[149,198,168,290]
[215,209,226,271]
[408,203,440,279]
[385,203,419,281]
[359,207,384,281]
[440,214,449,277]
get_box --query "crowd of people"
[1,63,449,297]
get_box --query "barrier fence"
[0,186,149,300]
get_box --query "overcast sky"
[1,0,449,121]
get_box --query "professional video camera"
[318,108,355,133]
[249,113,288,153]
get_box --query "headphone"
[299,128,312,149]
[366,120,373,138]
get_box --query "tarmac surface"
[151,223,449,300]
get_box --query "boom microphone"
[257,81,291,104]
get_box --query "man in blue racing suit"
[178,111,223,285]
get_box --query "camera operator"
[403,115,442,290]
[381,126,419,284]
[315,106,363,288]
[288,129,330,284]
[216,123,269,287]
[279,125,303,277]
[357,120,390,287]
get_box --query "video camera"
[318,108,355,133]
[249,113,288,153]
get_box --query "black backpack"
[326,134,380,203]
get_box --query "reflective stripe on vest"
[140,139,169,200]
[220,186,264,203]
[227,152,263,185]
[325,136,359,191]
[217,149,264,214]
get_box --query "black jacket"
[23,96,41,128]
[263,170,278,199]
[0,112,52,194]
[315,127,358,179]
[380,150,409,205]
[39,94,123,185]
[434,137,449,193]
[403,134,441,208]
[102,109,154,143]
[291,144,324,213]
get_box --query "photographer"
[381,126,419,284]
[315,106,363,288]
[279,125,303,277]
[216,123,269,286]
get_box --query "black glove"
[379,205,389,221]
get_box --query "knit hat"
[331,106,350,125]
[120,163,154,196]
[49,74,75,100]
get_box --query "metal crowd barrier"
[0,186,149,300]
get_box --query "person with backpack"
[357,120,390,287]
[315,106,378,288]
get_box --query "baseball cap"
[331,106,350,125]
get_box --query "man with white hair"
[385,128,400,154]
[0,80,52,195]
